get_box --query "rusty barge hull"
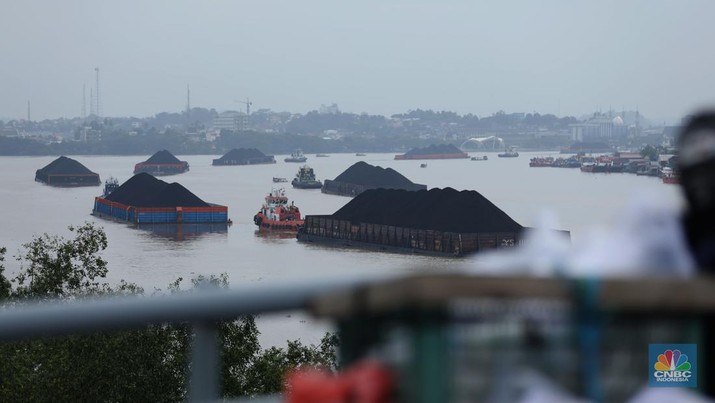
[297,215,522,257]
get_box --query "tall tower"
[635,107,640,137]
[186,84,191,121]
[90,88,95,116]
[82,84,86,119]
[94,67,101,117]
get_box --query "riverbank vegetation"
[0,223,336,401]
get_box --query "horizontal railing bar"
[0,274,396,341]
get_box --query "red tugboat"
[661,167,680,184]
[253,188,304,230]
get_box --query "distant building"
[505,112,526,122]
[319,103,340,115]
[213,111,247,132]
[76,126,102,142]
[0,128,20,137]
[570,114,627,142]
[662,126,683,147]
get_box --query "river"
[0,152,682,345]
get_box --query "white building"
[213,111,247,132]
[570,115,628,142]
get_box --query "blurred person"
[679,111,715,270]
[678,111,715,399]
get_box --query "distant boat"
[292,165,323,189]
[316,153,330,157]
[102,177,120,197]
[253,188,304,231]
[662,167,679,184]
[355,153,367,156]
[497,148,519,158]
[284,150,307,163]
[272,177,288,183]
[471,155,488,161]
[420,163,428,168]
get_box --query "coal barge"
[321,161,427,197]
[213,148,276,165]
[134,150,189,176]
[92,173,228,224]
[35,156,101,187]
[298,187,528,257]
[394,144,469,160]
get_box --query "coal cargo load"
[394,144,469,160]
[104,173,209,207]
[35,156,100,187]
[299,188,524,256]
[134,150,190,176]
[321,161,427,197]
[213,148,276,165]
[93,173,228,224]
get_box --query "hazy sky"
[2,1,715,122]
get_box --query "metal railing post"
[190,321,220,402]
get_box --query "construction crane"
[234,98,252,116]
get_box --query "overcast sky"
[2,1,714,122]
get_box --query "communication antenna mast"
[82,84,86,119]
[186,84,191,121]
[27,100,31,122]
[635,107,640,137]
[90,87,95,116]
[95,67,101,117]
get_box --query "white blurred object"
[494,369,592,403]
[568,191,695,277]
[626,386,714,403]
[474,209,572,276]
[472,191,696,278]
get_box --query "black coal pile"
[105,173,209,208]
[142,150,182,164]
[213,148,275,165]
[402,144,463,156]
[332,161,424,188]
[35,156,100,185]
[36,156,98,176]
[331,187,522,233]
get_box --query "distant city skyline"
[0,104,665,126]
[2,1,714,124]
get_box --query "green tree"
[12,222,109,298]
[0,223,337,401]
[0,247,11,299]
[640,144,659,161]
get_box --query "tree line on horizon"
[0,107,582,156]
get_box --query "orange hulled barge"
[253,188,304,231]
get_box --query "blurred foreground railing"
[1,273,715,402]
[309,274,715,402]
[0,275,389,402]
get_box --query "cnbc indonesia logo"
[649,344,697,387]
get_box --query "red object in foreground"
[285,361,395,403]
